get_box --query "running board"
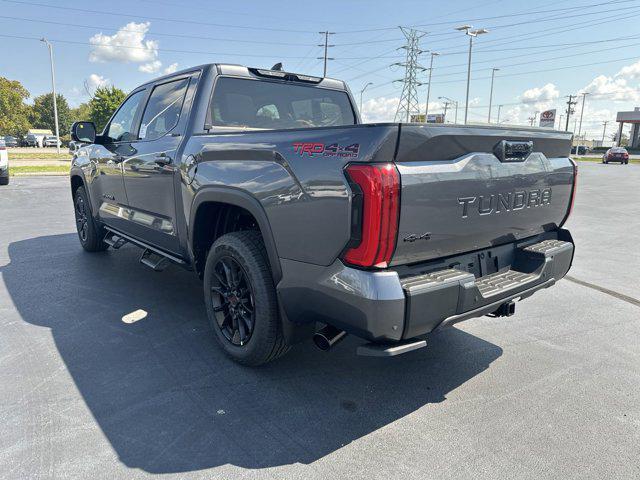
[140,249,169,272]
[357,339,427,357]
[103,227,188,271]
[104,232,127,250]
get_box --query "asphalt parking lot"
[1,163,639,479]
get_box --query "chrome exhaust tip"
[313,325,347,351]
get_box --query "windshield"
[209,77,356,130]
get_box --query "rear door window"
[139,78,190,140]
[209,77,356,130]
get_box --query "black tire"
[203,231,289,366]
[73,186,108,252]
[0,175,8,186]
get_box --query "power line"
[0,0,316,34]
[0,15,319,47]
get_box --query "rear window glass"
[208,77,356,130]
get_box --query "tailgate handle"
[494,140,533,162]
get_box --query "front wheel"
[203,231,289,366]
[73,186,108,252]
[0,175,8,186]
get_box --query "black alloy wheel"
[210,256,255,346]
[75,194,89,243]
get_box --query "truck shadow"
[2,234,503,473]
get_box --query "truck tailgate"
[391,125,575,266]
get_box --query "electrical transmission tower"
[393,27,427,123]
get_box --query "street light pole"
[40,38,60,154]
[455,25,488,125]
[424,52,439,119]
[359,82,373,117]
[488,68,499,123]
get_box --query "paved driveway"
[1,164,639,479]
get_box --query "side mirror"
[71,121,96,144]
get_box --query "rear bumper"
[278,230,574,343]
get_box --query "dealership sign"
[539,109,556,128]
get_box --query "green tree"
[0,77,31,137]
[70,102,91,122]
[30,93,72,136]
[89,86,126,132]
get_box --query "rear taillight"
[342,163,400,268]
[0,146,6,151]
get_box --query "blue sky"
[1,0,639,139]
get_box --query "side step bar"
[103,227,188,272]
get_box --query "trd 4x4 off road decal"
[292,142,360,157]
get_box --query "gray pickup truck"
[70,63,577,365]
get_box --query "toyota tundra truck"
[69,63,577,366]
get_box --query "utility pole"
[577,92,590,138]
[487,68,499,123]
[393,27,427,123]
[359,82,373,117]
[424,52,439,119]
[40,38,60,154]
[439,96,459,124]
[317,31,335,77]
[565,95,577,131]
[455,25,489,125]
[442,101,450,122]
[602,120,609,144]
[497,104,503,124]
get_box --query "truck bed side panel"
[184,124,398,266]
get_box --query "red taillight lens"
[343,163,400,268]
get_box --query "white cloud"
[139,60,162,73]
[361,96,399,122]
[361,96,444,123]
[580,74,640,102]
[89,22,159,65]
[86,73,109,92]
[616,60,640,80]
[521,83,560,106]
[163,63,179,74]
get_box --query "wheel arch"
[189,187,282,283]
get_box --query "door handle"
[154,152,171,166]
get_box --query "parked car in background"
[0,139,9,185]
[25,133,39,147]
[602,147,629,164]
[571,145,589,156]
[43,136,61,148]
[3,135,18,147]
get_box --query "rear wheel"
[203,231,289,366]
[73,186,108,252]
[0,175,8,186]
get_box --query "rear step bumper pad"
[400,238,574,338]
